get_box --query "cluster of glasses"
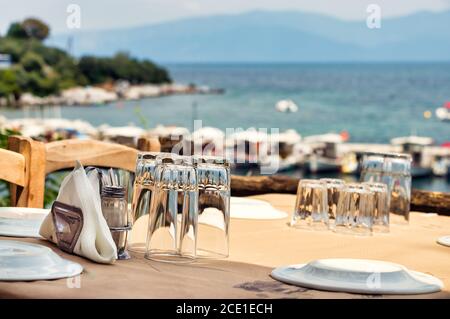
[291,178,390,235]
[292,152,412,235]
[130,152,230,263]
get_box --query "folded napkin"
[39,161,117,264]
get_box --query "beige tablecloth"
[1,194,449,299]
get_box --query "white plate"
[0,207,49,238]
[437,235,450,247]
[230,197,288,220]
[0,240,83,281]
[271,258,443,295]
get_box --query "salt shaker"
[101,185,131,260]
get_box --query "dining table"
[1,193,449,299]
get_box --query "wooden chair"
[8,136,160,208]
[4,136,46,207]
[0,149,26,189]
[45,139,140,174]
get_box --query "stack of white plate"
[0,240,83,281]
[271,258,443,295]
[0,207,48,238]
[230,197,288,220]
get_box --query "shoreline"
[0,82,225,108]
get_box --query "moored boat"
[275,99,298,113]
[390,136,434,178]
[188,126,225,156]
[436,102,450,121]
[226,129,273,170]
[303,133,345,173]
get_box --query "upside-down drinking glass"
[291,179,328,230]
[320,178,345,223]
[194,155,230,258]
[145,156,198,262]
[335,183,375,236]
[360,152,412,224]
[363,182,389,233]
[129,152,173,253]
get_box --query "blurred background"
[1,0,450,205]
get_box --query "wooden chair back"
[8,136,154,208]
[5,136,46,207]
[7,134,161,208]
[45,139,139,174]
[0,148,26,187]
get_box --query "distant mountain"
[47,10,450,62]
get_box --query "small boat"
[431,142,450,177]
[436,102,450,121]
[280,142,312,172]
[390,136,434,178]
[305,154,342,173]
[303,133,345,173]
[189,126,225,156]
[271,130,301,157]
[226,129,272,170]
[275,99,298,113]
[432,156,450,177]
[262,130,308,172]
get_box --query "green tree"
[25,71,59,97]
[22,18,50,41]
[78,52,171,85]
[0,37,26,62]
[10,66,27,98]
[6,22,28,39]
[20,51,45,73]
[78,56,105,84]
[0,18,171,106]
[0,70,19,102]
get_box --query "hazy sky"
[1,0,450,34]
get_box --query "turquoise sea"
[1,63,450,191]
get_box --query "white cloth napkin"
[39,161,117,264]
